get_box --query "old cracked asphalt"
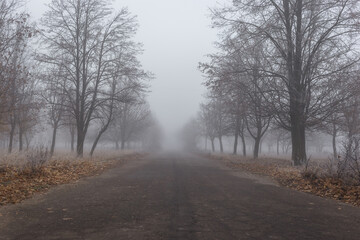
[0,153,360,240]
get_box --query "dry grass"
[0,149,135,168]
[206,153,360,207]
[0,150,145,206]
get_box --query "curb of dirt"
[201,153,360,207]
[0,152,147,207]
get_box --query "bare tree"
[206,94,231,153]
[3,12,34,153]
[41,65,67,156]
[318,113,342,159]
[103,99,152,151]
[119,101,151,150]
[198,103,218,152]
[140,117,163,152]
[181,118,202,151]
[39,0,140,157]
[0,1,30,125]
[200,40,271,158]
[89,42,151,156]
[17,69,41,152]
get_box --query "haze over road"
[1,154,359,239]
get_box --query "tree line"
[0,0,158,157]
[188,0,360,166]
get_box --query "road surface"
[0,153,360,239]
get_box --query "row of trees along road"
[0,0,39,153]
[0,0,156,157]
[197,0,360,166]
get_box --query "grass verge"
[206,153,360,207]
[0,151,146,206]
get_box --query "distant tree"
[318,113,342,159]
[181,118,202,151]
[0,1,30,126]
[89,41,150,156]
[1,10,35,153]
[119,101,151,150]
[200,40,271,158]
[207,94,231,153]
[104,99,152,151]
[140,117,163,152]
[41,65,67,156]
[198,103,218,152]
[16,69,41,152]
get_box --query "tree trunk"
[332,124,337,159]
[8,122,15,153]
[253,138,260,159]
[120,103,128,151]
[76,129,85,157]
[70,127,75,152]
[50,122,58,156]
[233,133,238,155]
[116,140,119,150]
[211,138,215,152]
[233,118,240,155]
[291,120,306,165]
[277,138,280,155]
[259,139,262,154]
[288,0,306,166]
[90,131,102,156]
[90,117,112,156]
[241,134,246,157]
[18,126,23,152]
[219,136,224,153]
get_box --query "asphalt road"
[0,153,360,240]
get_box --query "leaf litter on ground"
[0,152,146,206]
[207,153,360,207]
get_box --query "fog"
[2,1,360,238]
[0,0,355,161]
[26,0,218,151]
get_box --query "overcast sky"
[26,0,219,148]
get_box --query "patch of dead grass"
[0,151,146,206]
[206,153,360,207]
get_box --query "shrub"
[336,136,360,184]
[24,146,50,174]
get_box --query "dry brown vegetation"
[0,150,146,206]
[207,154,360,207]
